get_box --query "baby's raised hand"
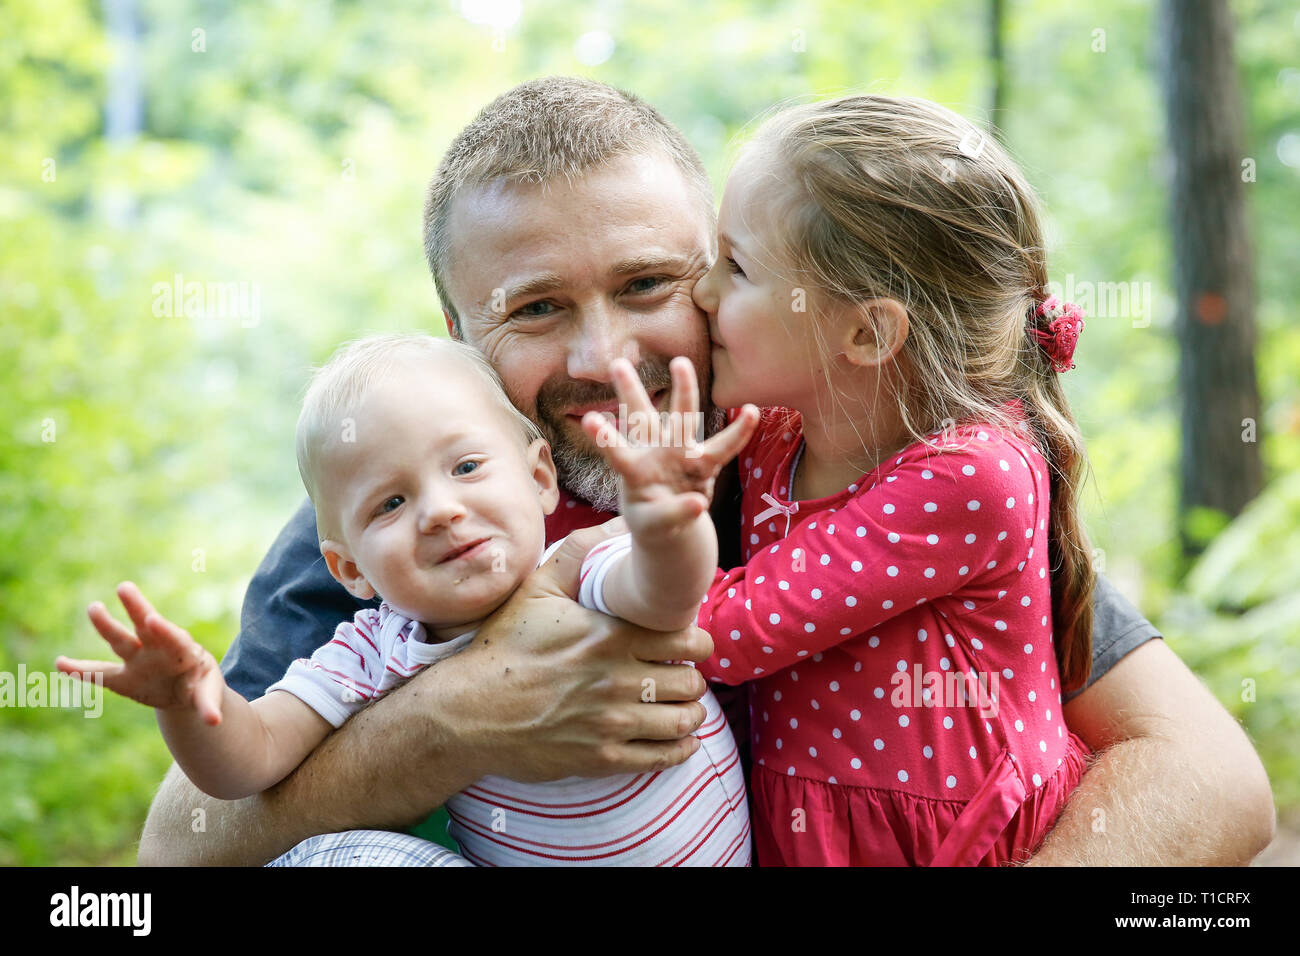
[581,357,758,540]
[57,582,225,725]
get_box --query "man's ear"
[526,438,561,515]
[840,297,909,368]
[321,540,376,600]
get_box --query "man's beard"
[533,358,725,514]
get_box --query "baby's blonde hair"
[748,94,1095,692]
[296,333,542,540]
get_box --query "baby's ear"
[843,297,910,367]
[527,438,561,515]
[321,540,376,600]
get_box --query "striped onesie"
[267,537,752,866]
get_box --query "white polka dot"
[787,766,795,775]
[926,534,939,544]
[729,629,740,641]
[1039,740,1047,752]
[924,567,936,578]
[804,622,815,633]
[827,524,835,534]
[888,532,900,543]
[820,554,830,566]
[958,565,969,575]
[808,746,817,757]
[749,533,759,545]
[886,566,899,577]
[832,728,842,739]
[868,636,880,648]
[773,690,782,701]
[945,775,957,789]
[850,758,862,770]
[1006,497,1016,508]
[971,638,983,650]
[753,467,762,478]
[842,626,854,635]
[924,501,938,513]
[1023,643,1033,654]
[883,503,895,514]
[898,715,909,727]
[962,465,976,476]
[939,657,951,670]
[845,596,857,607]
[851,560,862,572]
[872,687,884,699]
[969,746,978,758]
[762,646,773,654]
[775,738,782,749]
[769,613,781,625]
[1014,719,1024,732]
[965,533,976,544]
[921,469,933,479]
[829,681,840,692]
[944,634,955,647]
[778,580,789,590]
[963,600,976,610]
[1046,709,1051,721]
[873,738,884,750]
[977,431,989,441]
[1002,668,1014,679]
[943,716,954,729]
[917,628,928,642]
[1032,773,1042,787]
[967,500,981,511]
[995,620,1007,631]
[851,709,862,721]
[811,588,822,599]
[881,600,893,610]
[856,526,866,537]
[999,459,1009,471]
[719,658,730,667]
[1028,690,1037,702]
[898,769,909,783]
[923,745,933,759]
[997,531,1007,541]
[1021,596,1031,606]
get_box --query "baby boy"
[58,333,757,865]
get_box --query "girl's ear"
[841,297,910,368]
[527,438,561,516]
[321,541,376,600]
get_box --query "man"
[139,76,1274,866]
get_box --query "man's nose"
[567,304,640,382]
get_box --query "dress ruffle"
[751,730,1091,866]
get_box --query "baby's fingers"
[633,491,709,536]
[87,602,142,660]
[185,667,224,727]
[697,404,760,466]
[141,611,204,669]
[56,655,125,687]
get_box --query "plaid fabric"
[266,829,473,867]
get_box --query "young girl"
[602,94,1096,866]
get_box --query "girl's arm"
[58,582,333,800]
[697,432,1039,684]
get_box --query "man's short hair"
[423,76,714,334]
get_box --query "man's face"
[440,151,718,511]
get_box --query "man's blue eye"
[381,496,403,513]
[513,301,554,319]
[627,276,665,294]
[454,461,479,476]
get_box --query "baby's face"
[318,358,558,634]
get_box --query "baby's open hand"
[581,357,758,540]
[57,582,224,725]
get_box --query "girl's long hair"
[752,94,1095,691]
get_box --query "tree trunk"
[1157,0,1263,558]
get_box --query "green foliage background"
[1,0,1297,864]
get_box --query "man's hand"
[58,582,225,725]
[444,518,717,782]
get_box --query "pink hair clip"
[1028,294,1085,372]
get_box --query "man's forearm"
[139,671,476,866]
[1025,640,1275,866]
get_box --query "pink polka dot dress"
[696,405,1091,866]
